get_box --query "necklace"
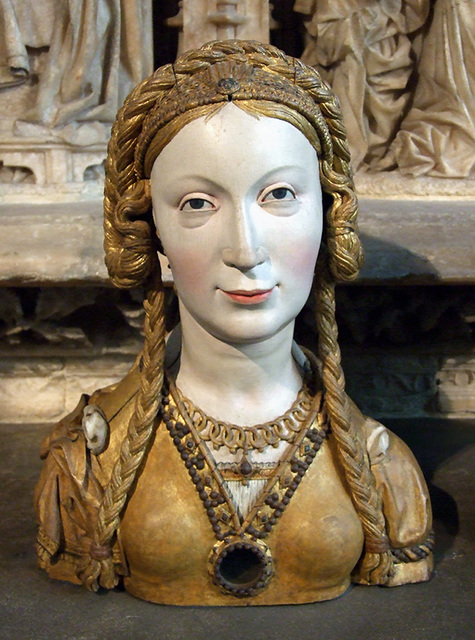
[159,351,329,598]
[173,385,313,454]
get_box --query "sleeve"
[34,395,104,584]
[363,416,434,586]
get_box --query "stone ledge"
[0,197,473,285]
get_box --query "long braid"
[79,72,174,590]
[80,270,166,590]
[314,270,393,584]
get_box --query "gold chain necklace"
[172,384,314,454]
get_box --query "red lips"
[222,288,274,305]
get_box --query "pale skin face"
[151,103,323,348]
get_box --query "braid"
[315,270,393,584]
[80,270,166,590]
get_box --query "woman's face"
[151,103,323,345]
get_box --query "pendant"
[208,536,274,597]
[238,451,253,476]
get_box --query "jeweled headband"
[134,58,334,179]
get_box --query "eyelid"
[178,192,218,212]
[258,183,297,203]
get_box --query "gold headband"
[135,60,332,179]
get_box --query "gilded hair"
[82,40,393,591]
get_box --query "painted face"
[151,103,323,345]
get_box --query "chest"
[118,422,365,605]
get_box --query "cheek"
[167,244,210,295]
[280,228,321,283]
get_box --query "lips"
[222,287,275,305]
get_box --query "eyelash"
[178,184,297,213]
[259,184,297,204]
[178,194,217,212]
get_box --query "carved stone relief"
[0,0,153,195]
[166,1,270,54]
[296,0,475,181]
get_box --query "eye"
[259,185,296,204]
[179,193,217,213]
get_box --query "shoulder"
[349,400,434,586]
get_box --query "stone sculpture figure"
[295,0,431,170]
[35,40,433,605]
[0,0,152,135]
[394,0,475,178]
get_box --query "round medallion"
[217,77,240,95]
[208,537,273,597]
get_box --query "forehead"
[150,103,318,185]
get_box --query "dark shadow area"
[358,232,441,284]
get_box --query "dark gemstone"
[203,499,212,508]
[297,468,306,477]
[289,481,298,490]
[210,516,218,524]
[181,451,189,460]
[199,490,208,500]
[274,509,282,517]
[196,460,205,470]
[186,441,195,449]
[239,459,253,476]
[282,496,290,505]
[210,491,218,499]
[264,523,272,532]
[269,516,276,525]
[217,77,240,94]
[285,488,294,498]
[207,508,215,517]
[195,481,204,491]
[290,463,299,472]
[173,436,181,445]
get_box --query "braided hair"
[81,40,393,590]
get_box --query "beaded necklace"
[159,355,330,598]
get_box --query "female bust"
[35,40,433,605]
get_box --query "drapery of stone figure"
[295,0,430,170]
[0,0,152,139]
[394,0,475,178]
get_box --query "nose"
[221,206,268,270]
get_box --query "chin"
[207,318,295,346]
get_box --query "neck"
[173,305,302,425]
